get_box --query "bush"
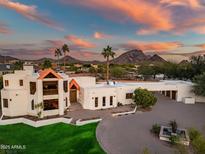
[110,66,126,78]
[189,128,201,141]
[117,102,123,107]
[188,128,205,154]
[151,124,161,135]
[192,136,205,154]
[169,135,180,145]
[133,88,157,108]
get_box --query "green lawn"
[0,123,105,154]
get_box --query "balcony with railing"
[43,89,58,95]
[43,81,58,96]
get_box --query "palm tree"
[62,44,70,71]
[54,48,62,69]
[101,45,115,84]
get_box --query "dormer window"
[5,80,9,86]
[19,80,23,86]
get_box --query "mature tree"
[138,64,155,80]
[176,63,194,80]
[110,66,126,78]
[62,44,70,70]
[101,45,115,84]
[14,61,23,70]
[133,88,157,108]
[89,67,97,74]
[193,72,205,96]
[54,48,62,69]
[42,59,52,69]
[190,55,205,76]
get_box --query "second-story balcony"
[43,89,58,95]
[43,81,58,96]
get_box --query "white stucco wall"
[80,87,117,110]
[70,77,96,87]
[1,90,28,116]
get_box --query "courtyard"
[96,94,205,154]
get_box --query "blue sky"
[0,0,205,61]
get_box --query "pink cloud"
[93,32,112,39]
[120,41,183,51]
[46,40,65,47]
[0,0,63,31]
[160,0,203,9]
[195,43,205,49]
[63,0,205,35]
[65,35,95,48]
[0,23,12,34]
[69,51,103,61]
[64,0,174,33]
[136,29,158,35]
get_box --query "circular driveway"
[96,94,205,154]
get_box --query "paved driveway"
[96,94,205,154]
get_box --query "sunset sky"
[0,0,205,62]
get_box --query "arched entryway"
[70,85,77,103]
[69,79,80,103]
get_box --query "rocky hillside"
[0,55,18,63]
[111,49,166,64]
[111,49,147,64]
[147,54,166,62]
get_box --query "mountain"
[111,49,166,64]
[60,56,81,64]
[0,49,166,65]
[179,60,189,64]
[33,57,56,63]
[112,49,147,64]
[148,54,166,62]
[0,55,18,63]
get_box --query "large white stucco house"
[1,65,205,118]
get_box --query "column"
[58,79,64,115]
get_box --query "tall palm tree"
[62,44,70,71]
[101,45,115,84]
[54,48,62,69]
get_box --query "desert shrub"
[151,124,161,135]
[133,88,157,108]
[188,128,201,141]
[192,136,205,154]
[170,135,180,145]
[188,128,205,154]
[117,102,123,107]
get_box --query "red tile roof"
[38,69,63,80]
[69,79,80,90]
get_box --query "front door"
[70,89,77,103]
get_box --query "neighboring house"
[1,65,205,117]
[0,64,14,76]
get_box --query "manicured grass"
[0,123,105,154]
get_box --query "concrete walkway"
[64,103,134,123]
[96,94,205,154]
